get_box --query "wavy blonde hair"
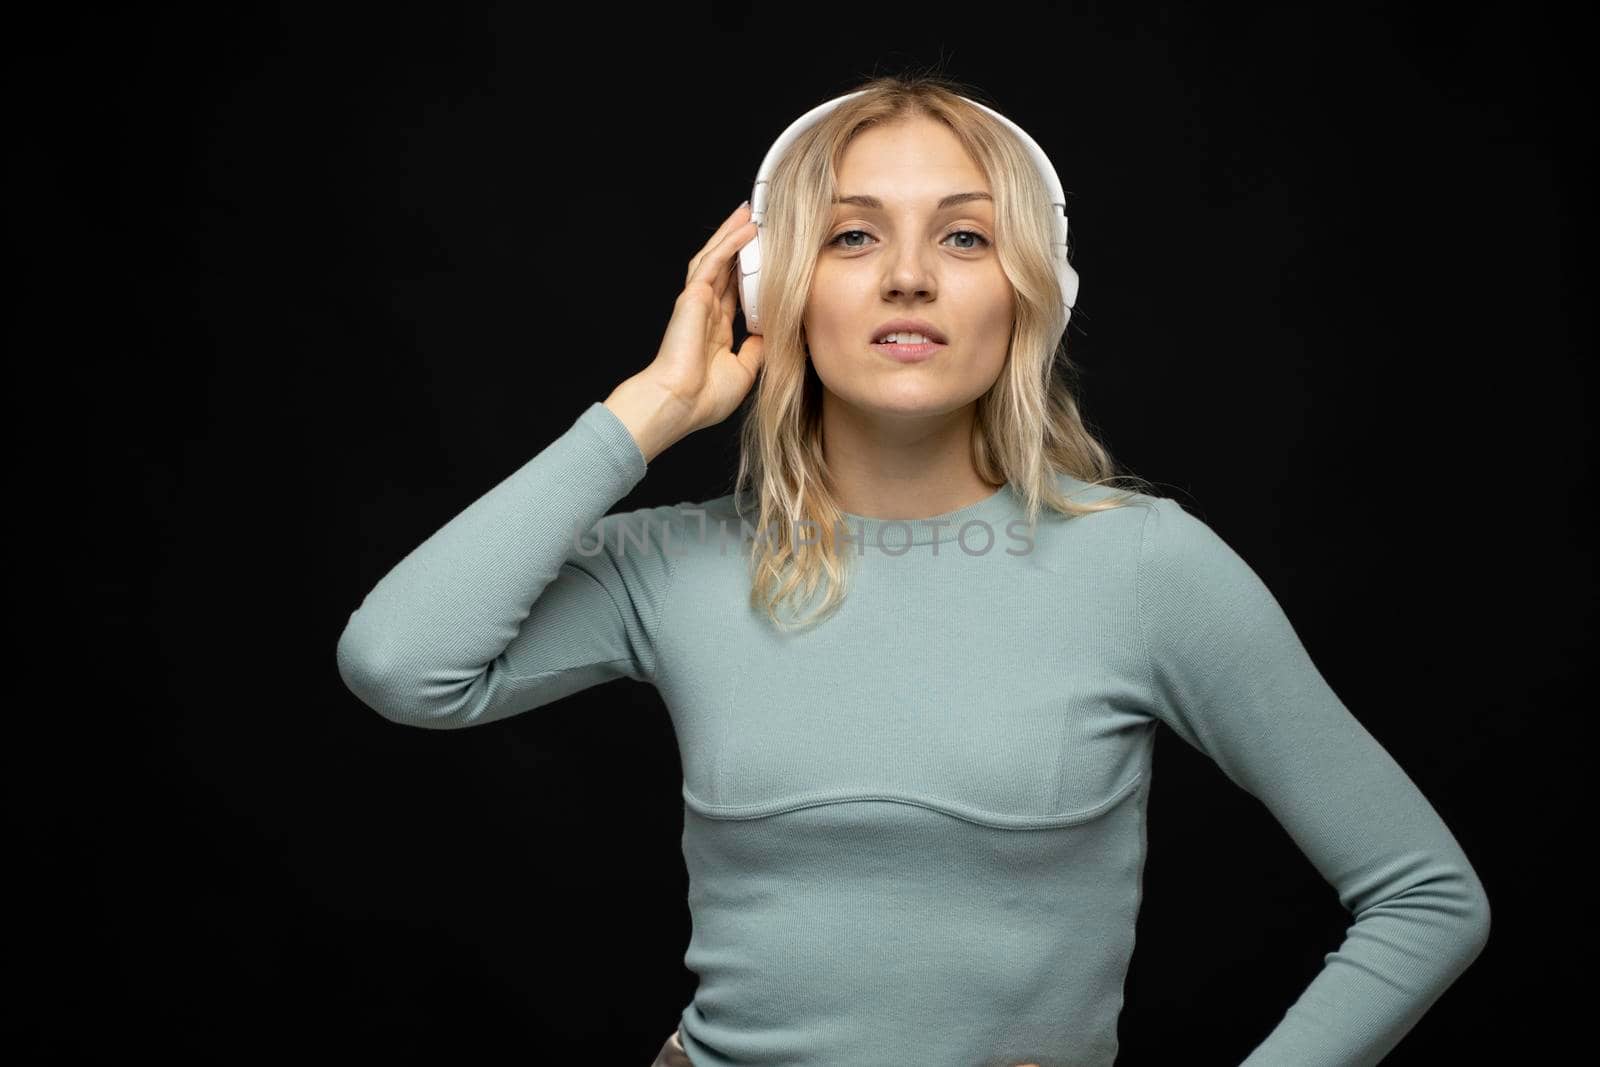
[731,72,1157,631]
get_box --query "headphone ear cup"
[737,231,763,335]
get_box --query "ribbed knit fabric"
[336,401,1490,1067]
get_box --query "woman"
[337,75,1490,1067]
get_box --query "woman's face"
[803,114,1014,422]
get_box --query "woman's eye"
[827,228,991,250]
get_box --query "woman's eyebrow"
[832,192,993,210]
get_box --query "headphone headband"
[736,89,1080,336]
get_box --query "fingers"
[693,217,755,293]
[712,233,744,303]
[713,269,739,332]
[703,200,751,249]
[687,201,754,286]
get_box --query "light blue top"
[336,401,1490,1066]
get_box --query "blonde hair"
[731,72,1158,631]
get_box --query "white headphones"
[736,89,1081,337]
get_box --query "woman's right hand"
[631,201,767,442]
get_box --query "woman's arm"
[335,400,681,727]
[1136,496,1491,1066]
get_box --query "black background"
[10,2,1588,1063]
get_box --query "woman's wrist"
[603,374,693,465]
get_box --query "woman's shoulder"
[1049,469,1164,526]
[599,489,747,560]
[1046,474,1247,587]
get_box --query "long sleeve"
[1135,496,1491,1066]
[335,401,681,728]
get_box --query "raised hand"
[608,200,766,462]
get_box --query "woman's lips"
[870,341,947,362]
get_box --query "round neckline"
[836,481,1020,547]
